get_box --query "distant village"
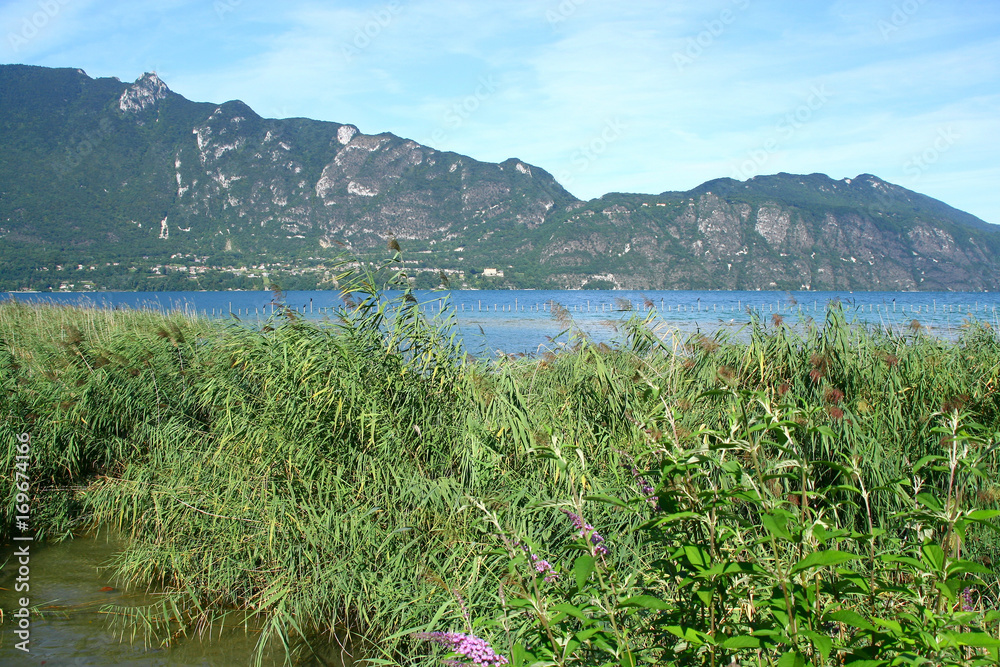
[35,252,507,291]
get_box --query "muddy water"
[0,536,356,665]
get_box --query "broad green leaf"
[790,549,858,574]
[574,555,596,591]
[802,630,833,659]
[751,629,784,638]
[878,555,923,569]
[828,610,875,631]
[921,543,945,571]
[512,644,533,667]
[664,625,710,645]
[935,580,958,602]
[777,651,807,667]
[551,602,588,620]
[912,455,945,472]
[955,632,1000,648]
[946,559,993,577]
[761,513,791,541]
[684,545,710,568]
[967,509,1000,522]
[916,493,943,511]
[619,595,670,611]
[872,617,902,635]
[584,494,631,509]
[721,635,761,649]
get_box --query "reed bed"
[2,278,1000,665]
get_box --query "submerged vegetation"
[2,260,1000,665]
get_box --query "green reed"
[2,282,999,664]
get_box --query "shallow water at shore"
[0,536,356,665]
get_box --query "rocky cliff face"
[111,71,575,257]
[0,66,574,266]
[1,65,997,291]
[119,72,170,113]
[535,174,1000,291]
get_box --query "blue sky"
[3,0,999,223]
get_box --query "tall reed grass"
[2,277,999,664]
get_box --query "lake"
[5,289,998,353]
[0,535,359,665]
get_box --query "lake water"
[0,536,356,665]
[5,289,999,353]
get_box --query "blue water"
[5,290,999,354]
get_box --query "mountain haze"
[1,65,997,291]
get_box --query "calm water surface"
[0,536,359,665]
[5,289,999,353]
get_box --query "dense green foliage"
[2,270,1000,664]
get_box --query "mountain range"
[1,64,997,291]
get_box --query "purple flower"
[562,510,610,556]
[452,589,471,626]
[532,557,558,582]
[414,631,509,666]
[515,541,559,582]
[962,586,976,612]
[589,532,610,557]
[562,510,589,533]
[630,465,658,506]
[616,450,658,507]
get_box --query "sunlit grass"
[2,278,999,664]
